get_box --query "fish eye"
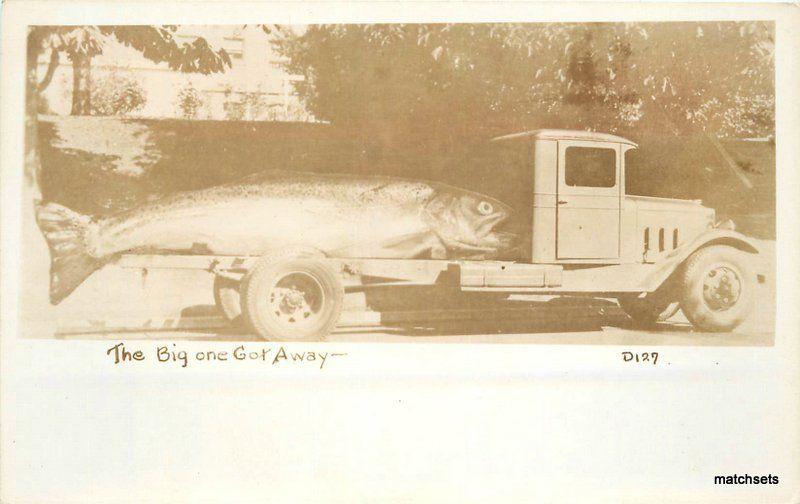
[477,201,494,216]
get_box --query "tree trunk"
[38,47,60,93]
[70,52,91,115]
[26,31,43,197]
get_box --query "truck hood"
[625,195,716,256]
[626,194,715,222]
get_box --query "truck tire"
[617,295,680,326]
[213,276,242,326]
[240,249,343,341]
[679,245,755,332]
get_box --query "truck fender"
[641,229,760,292]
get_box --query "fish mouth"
[493,229,518,248]
[440,237,497,253]
[439,226,519,257]
[476,212,507,238]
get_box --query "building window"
[222,36,244,59]
[564,146,616,188]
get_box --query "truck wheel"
[617,295,680,326]
[213,276,242,326]
[240,249,343,341]
[679,245,755,332]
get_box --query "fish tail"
[35,202,103,305]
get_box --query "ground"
[24,241,775,346]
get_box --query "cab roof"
[491,129,637,147]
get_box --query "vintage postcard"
[1,2,798,503]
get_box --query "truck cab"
[492,129,717,265]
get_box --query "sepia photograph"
[20,21,776,344]
[2,2,799,503]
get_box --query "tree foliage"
[35,25,232,76]
[32,26,232,115]
[275,22,774,149]
[176,84,204,119]
[91,72,147,116]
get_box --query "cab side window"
[565,146,616,188]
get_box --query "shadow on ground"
[157,296,711,343]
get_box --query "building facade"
[38,26,313,122]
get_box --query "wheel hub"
[269,273,324,327]
[702,266,741,311]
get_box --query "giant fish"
[36,171,518,305]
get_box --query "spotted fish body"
[36,171,517,304]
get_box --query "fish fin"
[35,202,102,305]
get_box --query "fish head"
[423,186,518,257]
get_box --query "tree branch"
[37,47,59,92]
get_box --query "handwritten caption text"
[106,342,346,369]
